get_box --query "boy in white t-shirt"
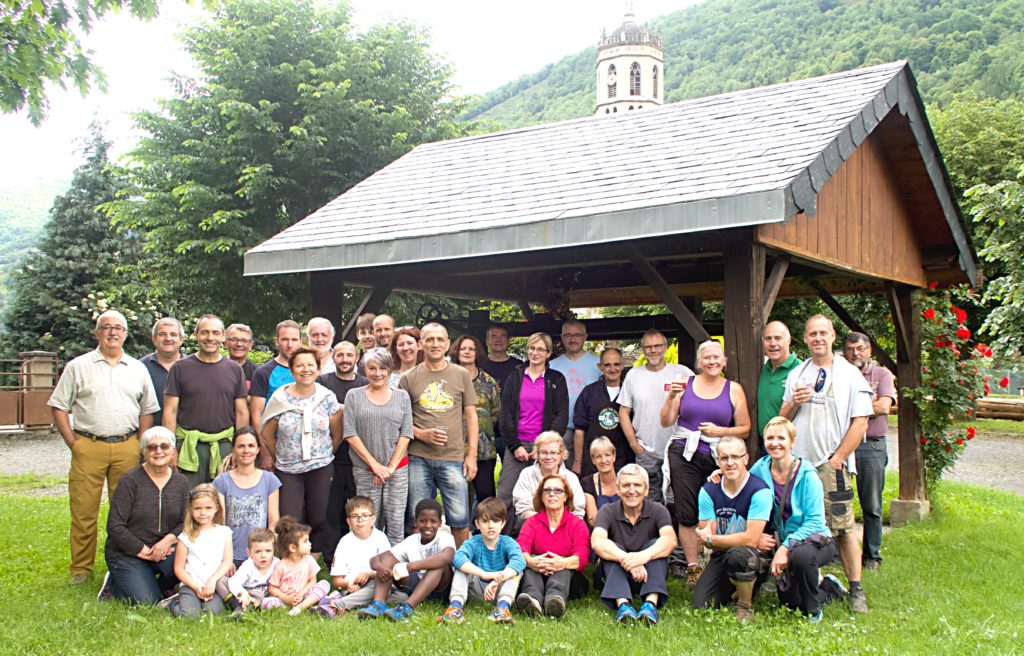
[359,498,456,621]
[217,528,279,619]
[326,496,405,613]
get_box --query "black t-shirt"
[594,499,671,553]
[164,355,247,433]
[316,371,368,467]
[482,357,523,392]
[239,359,257,391]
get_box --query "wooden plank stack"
[976,397,1024,420]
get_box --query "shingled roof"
[244,60,977,284]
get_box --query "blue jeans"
[855,438,888,563]
[407,455,470,529]
[106,552,178,605]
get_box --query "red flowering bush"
[906,287,992,485]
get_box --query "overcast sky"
[0,0,696,185]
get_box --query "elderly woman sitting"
[515,473,590,618]
[100,426,190,604]
[512,431,586,530]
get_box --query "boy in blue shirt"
[692,436,774,622]
[438,497,525,624]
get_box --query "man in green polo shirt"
[756,321,799,439]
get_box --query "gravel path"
[2,425,1023,496]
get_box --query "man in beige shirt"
[49,310,160,584]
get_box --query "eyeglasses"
[98,325,127,334]
[846,344,869,353]
[814,368,827,392]
[718,454,748,464]
[642,343,667,351]
[348,513,374,522]
[527,346,549,354]
[226,337,253,345]
[542,487,566,496]
[561,332,585,339]
[538,450,562,458]
[146,443,173,452]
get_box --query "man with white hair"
[49,310,160,584]
[307,317,336,374]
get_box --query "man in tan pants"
[49,310,159,584]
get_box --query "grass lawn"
[1,476,1022,656]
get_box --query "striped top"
[452,534,525,574]
[342,387,414,470]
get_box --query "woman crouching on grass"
[748,417,846,622]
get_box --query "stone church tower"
[595,4,664,115]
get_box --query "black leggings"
[276,465,333,554]
[473,458,497,502]
[777,539,837,616]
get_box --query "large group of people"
[50,309,893,625]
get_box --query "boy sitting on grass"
[217,528,278,619]
[359,498,455,621]
[438,497,525,624]
[326,496,402,614]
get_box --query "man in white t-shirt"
[780,314,873,613]
[549,319,601,463]
[617,329,694,504]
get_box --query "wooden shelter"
[245,61,980,520]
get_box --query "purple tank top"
[676,377,735,453]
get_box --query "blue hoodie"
[748,455,829,550]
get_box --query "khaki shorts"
[815,462,855,535]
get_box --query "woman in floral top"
[260,346,342,558]
[452,335,501,500]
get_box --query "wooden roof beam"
[628,244,711,343]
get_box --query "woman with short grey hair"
[101,426,190,604]
[344,347,414,544]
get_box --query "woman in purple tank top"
[659,340,751,588]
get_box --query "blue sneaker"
[384,602,414,621]
[615,602,637,625]
[357,599,388,619]
[637,601,659,625]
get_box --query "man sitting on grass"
[591,463,676,625]
[438,497,525,624]
[360,499,455,621]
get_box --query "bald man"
[756,321,800,438]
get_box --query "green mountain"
[465,0,1024,129]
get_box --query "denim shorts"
[407,455,470,529]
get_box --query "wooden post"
[340,281,395,342]
[723,238,765,456]
[888,284,930,525]
[467,309,490,343]
[677,297,702,368]
[308,271,345,341]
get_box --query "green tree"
[0,0,160,124]
[103,0,469,337]
[1,124,149,360]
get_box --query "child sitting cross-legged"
[216,527,279,619]
[324,496,404,616]
[438,497,525,625]
[358,498,455,621]
[263,516,332,616]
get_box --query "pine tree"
[2,125,145,360]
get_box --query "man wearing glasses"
[779,315,873,612]
[617,330,693,504]
[550,320,601,463]
[49,310,160,584]
[842,332,896,573]
[225,323,256,392]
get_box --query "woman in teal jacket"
[749,416,838,621]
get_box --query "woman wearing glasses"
[515,473,590,618]
[342,348,414,545]
[496,333,569,516]
[660,340,751,588]
[102,427,191,605]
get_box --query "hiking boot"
[850,587,869,613]
[384,602,414,622]
[437,604,464,624]
[229,607,245,621]
[357,599,388,619]
[735,601,754,623]
[862,559,881,572]
[685,564,702,589]
[487,605,514,624]
[96,572,113,602]
[636,601,659,625]
[544,595,566,619]
[615,603,637,625]
[670,561,688,579]
[819,573,849,605]
[515,593,541,616]
[69,572,90,585]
